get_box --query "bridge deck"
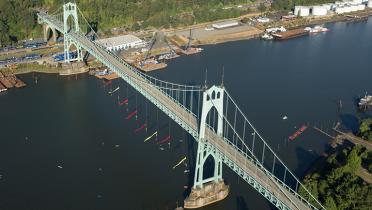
[39,13,313,210]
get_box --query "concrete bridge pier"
[184,140,229,209]
[43,24,57,43]
[184,86,229,208]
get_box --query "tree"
[258,3,266,12]
[131,22,140,31]
[324,196,337,210]
[346,147,361,173]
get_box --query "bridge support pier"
[185,85,229,208]
[184,140,229,209]
[43,24,57,43]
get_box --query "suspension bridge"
[37,2,326,210]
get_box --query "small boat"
[289,125,308,140]
[108,86,120,95]
[305,25,330,34]
[126,110,138,120]
[157,135,171,144]
[173,157,187,169]
[57,165,63,169]
[134,123,147,133]
[115,144,120,148]
[144,131,158,142]
[261,33,273,40]
[118,98,128,106]
[159,147,165,151]
[282,116,288,120]
[184,170,190,173]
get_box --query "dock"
[312,126,335,139]
[313,122,372,150]
[333,128,372,150]
[344,14,369,22]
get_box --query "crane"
[142,32,157,66]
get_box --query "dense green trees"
[0,0,44,46]
[359,118,372,141]
[0,0,252,46]
[299,146,372,210]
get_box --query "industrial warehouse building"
[212,21,239,29]
[99,35,146,51]
[294,0,371,16]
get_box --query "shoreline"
[2,9,372,75]
[190,9,372,46]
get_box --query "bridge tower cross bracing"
[63,2,83,63]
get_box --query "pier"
[333,128,372,150]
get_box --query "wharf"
[333,128,372,150]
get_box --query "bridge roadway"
[39,13,313,210]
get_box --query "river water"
[0,19,371,210]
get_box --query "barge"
[272,28,309,40]
[0,82,7,92]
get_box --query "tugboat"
[305,25,330,34]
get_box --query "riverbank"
[260,9,372,31]
[1,63,61,75]
[299,145,372,209]
[183,8,372,46]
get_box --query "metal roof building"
[212,21,239,29]
[99,34,145,51]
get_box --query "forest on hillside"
[0,0,335,46]
[0,0,252,46]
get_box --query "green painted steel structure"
[37,3,327,210]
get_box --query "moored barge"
[272,28,309,40]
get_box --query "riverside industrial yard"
[1,1,372,210]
